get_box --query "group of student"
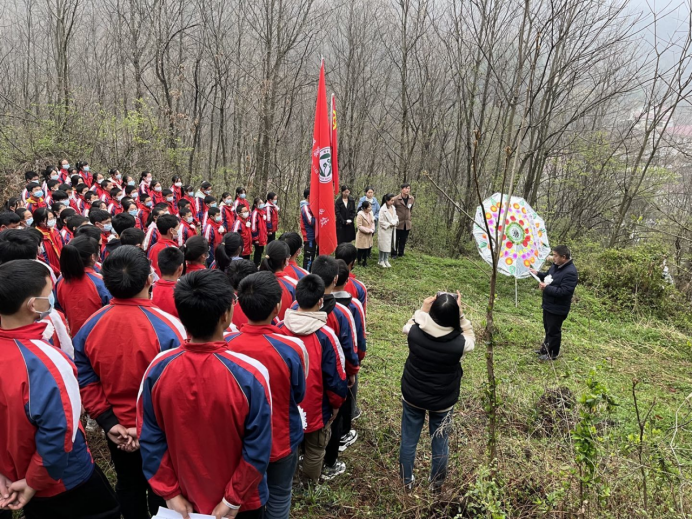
[0,163,372,519]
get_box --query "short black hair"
[237,271,282,322]
[89,209,111,225]
[279,232,302,256]
[0,229,39,263]
[311,255,338,288]
[201,181,212,189]
[295,274,325,309]
[204,195,216,206]
[156,214,179,235]
[120,227,145,247]
[303,188,310,199]
[335,259,350,287]
[0,260,51,314]
[25,171,38,181]
[553,245,571,259]
[76,224,103,243]
[158,247,184,276]
[235,186,245,195]
[175,270,234,340]
[267,192,276,201]
[66,215,89,233]
[226,259,257,291]
[26,182,40,192]
[401,183,411,189]
[430,293,461,331]
[0,212,21,228]
[112,212,136,235]
[102,245,151,299]
[335,242,357,267]
[52,190,68,202]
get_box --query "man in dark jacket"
[531,245,578,361]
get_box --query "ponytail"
[215,232,243,272]
[60,236,99,281]
[182,235,209,269]
[259,240,290,273]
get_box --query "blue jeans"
[399,400,452,485]
[263,450,298,519]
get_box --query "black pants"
[242,255,251,261]
[356,248,371,265]
[394,229,410,257]
[107,438,165,519]
[23,465,120,519]
[267,232,276,243]
[253,245,264,267]
[324,388,353,466]
[543,309,567,358]
[302,240,317,272]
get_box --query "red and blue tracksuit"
[143,222,160,251]
[334,291,367,363]
[73,298,186,431]
[26,196,47,214]
[276,272,297,321]
[286,260,309,280]
[59,227,73,246]
[346,273,368,316]
[151,279,178,317]
[221,204,236,231]
[55,267,112,335]
[277,317,347,433]
[204,218,225,265]
[231,216,252,257]
[299,201,315,243]
[265,202,279,236]
[137,342,272,513]
[224,324,307,462]
[148,237,179,278]
[251,208,268,249]
[0,324,95,498]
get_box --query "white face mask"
[175,182,183,187]
[215,215,222,222]
[185,216,193,223]
[241,212,249,219]
[47,219,56,228]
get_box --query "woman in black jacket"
[399,292,475,491]
[335,185,356,244]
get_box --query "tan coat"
[394,193,415,230]
[355,210,375,249]
[378,204,399,253]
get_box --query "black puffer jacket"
[400,310,474,411]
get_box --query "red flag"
[310,60,338,255]
[330,93,340,196]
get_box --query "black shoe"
[538,354,557,361]
[534,342,548,355]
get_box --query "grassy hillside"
[292,250,692,519]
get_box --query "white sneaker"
[378,261,385,267]
[385,261,392,268]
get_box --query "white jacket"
[378,205,399,253]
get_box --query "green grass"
[81,248,691,519]
[291,249,692,518]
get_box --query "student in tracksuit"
[278,274,347,482]
[0,260,120,519]
[138,270,273,518]
[280,232,309,280]
[224,271,308,519]
[147,214,180,278]
[55,235,112,335]
[265,192,280,243]
[73,246,186,519]
[251,198,269,267]
[258,240,296,321]
[299,188,316,271]
[306,256,359,480]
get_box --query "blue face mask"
[129,209,139,217]
[209,203,217,208]
[239,193,246,199]
[127,180,136,186]
[26,217,34,226]
[34,190,44,198]
[32,294,55,320]
[145,201,153,208]
[258,203,266,210]
[103,223,113,233]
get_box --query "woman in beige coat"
[378,193,399,268]
[355,201,376,267]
